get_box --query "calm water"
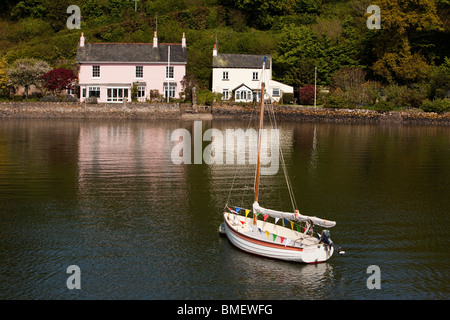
[0,119,449,300]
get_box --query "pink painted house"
[76,32,187,103]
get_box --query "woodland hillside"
[0,0,449,110]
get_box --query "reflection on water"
[0,119,449,299]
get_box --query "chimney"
[80,32,85,47]
[213,43,217,56]
[153,31,158,48]
[182,32,186,48]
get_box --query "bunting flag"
[265,231,270,239]
[296,224,300,232]
[290,221,294,230]
[240,220,245,225]
[285,238,293,247]
[235,207,241,213]
[284,218,288,226]
[258,228,262,234]
[245,209,250,218]
[275,217,280,224]
[249,225,253,232]
[263,215,269,221]
[280,236,285,244]
[272,234,277,242]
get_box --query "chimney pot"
[153,31,158,48]
[80,32,85,47]
[182,32,186,48]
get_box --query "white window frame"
[107,87,129,103]
[222,71,229,80]
[252,72,259,81]
[166,66,174,79]
[136,66,143,78]
[235,89,252,101]
[222,89,229,100]
[164,85,176,99]
[88,86,100,98]
[137,86,146,98]
[272,88,280,97]
[92,65,100,78]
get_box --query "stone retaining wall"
[1,102,449,125]
[211,103,450,125]
[0,102,182,119]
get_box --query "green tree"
[429,57,450,99]
[7,58,51,98]
[11,0,46,20]
[293,0,322,14]
[234,0,293,29]
[274,25,327,87]
[82,0,104,20]
[0,57,9,96]
[371,0,443,84]
[42,0,71,32]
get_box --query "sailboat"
[220,57,343,264]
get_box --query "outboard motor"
[320,230,345,255]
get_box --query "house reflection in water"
[76,121,188,214]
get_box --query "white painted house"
[211,45,293,103]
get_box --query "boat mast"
[254,57,266,224]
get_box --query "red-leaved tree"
[41,68,77,95]
[298,84,317,105]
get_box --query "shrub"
[298,84,317,105]
[421,99,450,114]
[281,92,294,104]
[197,89,215,106]
[40,95,59,102]
[323,93,351,109]
[373,100,394,113]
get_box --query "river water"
[0,119,448,300]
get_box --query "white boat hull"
[223,212,334,264]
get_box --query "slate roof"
[212,53,271,69]
[76,43,187,64]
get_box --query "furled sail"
[252,202,336,228]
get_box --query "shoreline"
[1,101,449,126]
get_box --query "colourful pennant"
[280,236,285,244]
[235,207,241,213]
[290,221,294,230]
[245,209,250,218]
[263,215,269,221]
[272,234,277,242]
[275,217,280,224]
[285,238,293,247]
[265,231,270,239]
